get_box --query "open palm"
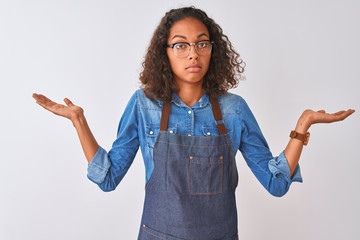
[301,109,355,128]
[32,93,83,121]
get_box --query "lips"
[186,65,202,73]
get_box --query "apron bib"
[138,96,239,240]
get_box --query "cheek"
[167,50,179,72]
[203,56,211,72]
[168,59,178,74]
[168,60,184,76]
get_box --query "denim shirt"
[87,89,302,197]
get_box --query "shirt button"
[188,110,192,114]
[207,132,211,136]
[149,131,154,135]
[188,134,192,136]
[169,130,173,134]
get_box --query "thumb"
[64,98,74,107]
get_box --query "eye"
[197,41,209,48]
[174,43,187,49]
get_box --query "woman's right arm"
[33,92,140,192]
[32,93,99,164]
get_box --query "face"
[166,17,211,89]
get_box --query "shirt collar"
[157,91,210,109]
[170,92,210,109]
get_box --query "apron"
[138,96,239,240]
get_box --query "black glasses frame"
[167,40,214,57]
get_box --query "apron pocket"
[190,156,223,195]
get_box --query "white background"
[1,0,359,239]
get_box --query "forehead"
[168,17,209,40]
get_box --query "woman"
[33,6,354,240]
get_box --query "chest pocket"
[146,124,177,149]
[202,126,233,139]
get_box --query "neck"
[176,82,205,107]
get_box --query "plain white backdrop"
[1,0,359,239]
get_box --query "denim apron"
[138,96,239,240]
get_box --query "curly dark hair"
[139,6,246,102]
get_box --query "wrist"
[71,112,86,128]
[295,120,310,134]
[295,111,312,134]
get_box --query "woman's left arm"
[284,109,355,177]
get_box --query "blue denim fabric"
[87,89,302,196]
[140,131,238,239]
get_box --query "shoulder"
[133,89,162,111]
[217,91,245,114]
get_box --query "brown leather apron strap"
[160,101,171,132]
[160,96,227,135]
[210,96,227,135]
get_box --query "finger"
[334,110,346,115]
[64,98,74,107]
[38,97,56,108]
[33,94,61,112]
[35,99,54,109]
[317,110,326,113]
[34,94,51,104]
[335,109,354,117]
[35,100,55,112]
[343,109,355,118]
[32,93,46,102]
[332,110,355,121]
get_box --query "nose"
[188,44,199,60]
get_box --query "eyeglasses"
[167,40,214,58]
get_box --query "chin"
[185,79,205,86]
[174,72,206,85]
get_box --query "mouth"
[186,65,202,73]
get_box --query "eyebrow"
[171,33,209,40]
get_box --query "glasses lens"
[172,41,213,57]
[173,43,190,58]
[196,41,212,55]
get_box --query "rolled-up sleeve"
[87,146,111,184]
[268,151,303,183]
[87,92,139,192]
[239,99,303,197]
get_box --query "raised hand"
[298,109,355,130]
[32,93,84,122]
[33,93,99,162]
[284,108,355,178]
